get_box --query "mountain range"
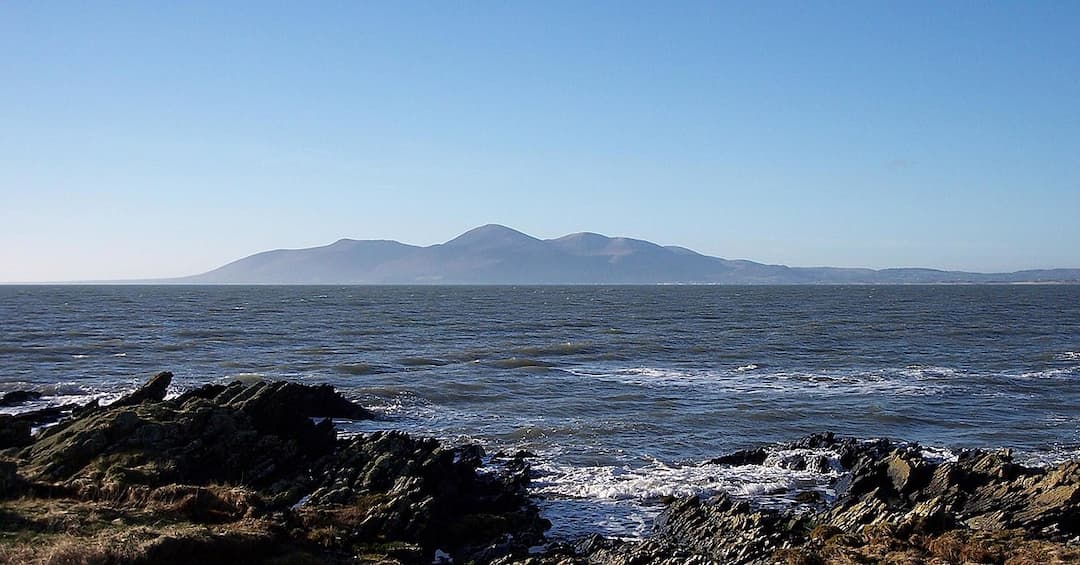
[172,224,1080,285]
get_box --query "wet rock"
[4,405,68,426]
[0,390,42,406]
[708,447,767,466]
[111,371,173,407]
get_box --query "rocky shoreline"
[2,374,1079,564]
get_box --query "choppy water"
[2,285,1078,538]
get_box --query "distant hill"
[172,224,1080,285]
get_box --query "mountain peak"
[444,224,542,248]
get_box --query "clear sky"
[2,1,1078,281]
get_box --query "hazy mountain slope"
[179,239,419,284]
[175,224,1080,284]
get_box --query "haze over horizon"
[3,2,1079,282]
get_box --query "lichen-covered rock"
[18,377,374,495]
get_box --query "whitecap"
[1018,368,1078,379]
[567,364,950,397]
[532,454,841,539]
[899,365,961,379]
[918,446,959,464]
[230,373,266,383]
[1017,444,1080,467]
[534,456,839,508]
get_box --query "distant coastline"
[2,278,1080,285]
[92,224,1080,285]
[6,225,1079,285]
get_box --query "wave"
[1017,368,1079,379]
[334,363,383,376]
[228,373,267,384]
[399,357,452,367]
[512,342,595,357]
[1017,445,1080,467]
[490,358,556,370]
[174,328,245,339]
[533,446,843,540]
[567,365,956,397]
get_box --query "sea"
[2,285,1078,539]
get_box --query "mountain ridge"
[172,224,1080,285]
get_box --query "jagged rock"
[657,493,810,564]
[818,445,1080,540]
[111,371,173,407]
[18,378,373,492]
[560,433,1080,565]
[297,432,549,563]
[19,392,349,493]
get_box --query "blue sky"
[2,1,1078,281]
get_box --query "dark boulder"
[176,380,372,422]
[0,390,42,406]
[0,458,25,497]
[708,447,767,466]
[0,415,33,449]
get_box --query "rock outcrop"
[0,373,547,564]
[519,432,1080,564]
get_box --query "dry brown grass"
[0,490,285,564]
[0,526,154,564]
